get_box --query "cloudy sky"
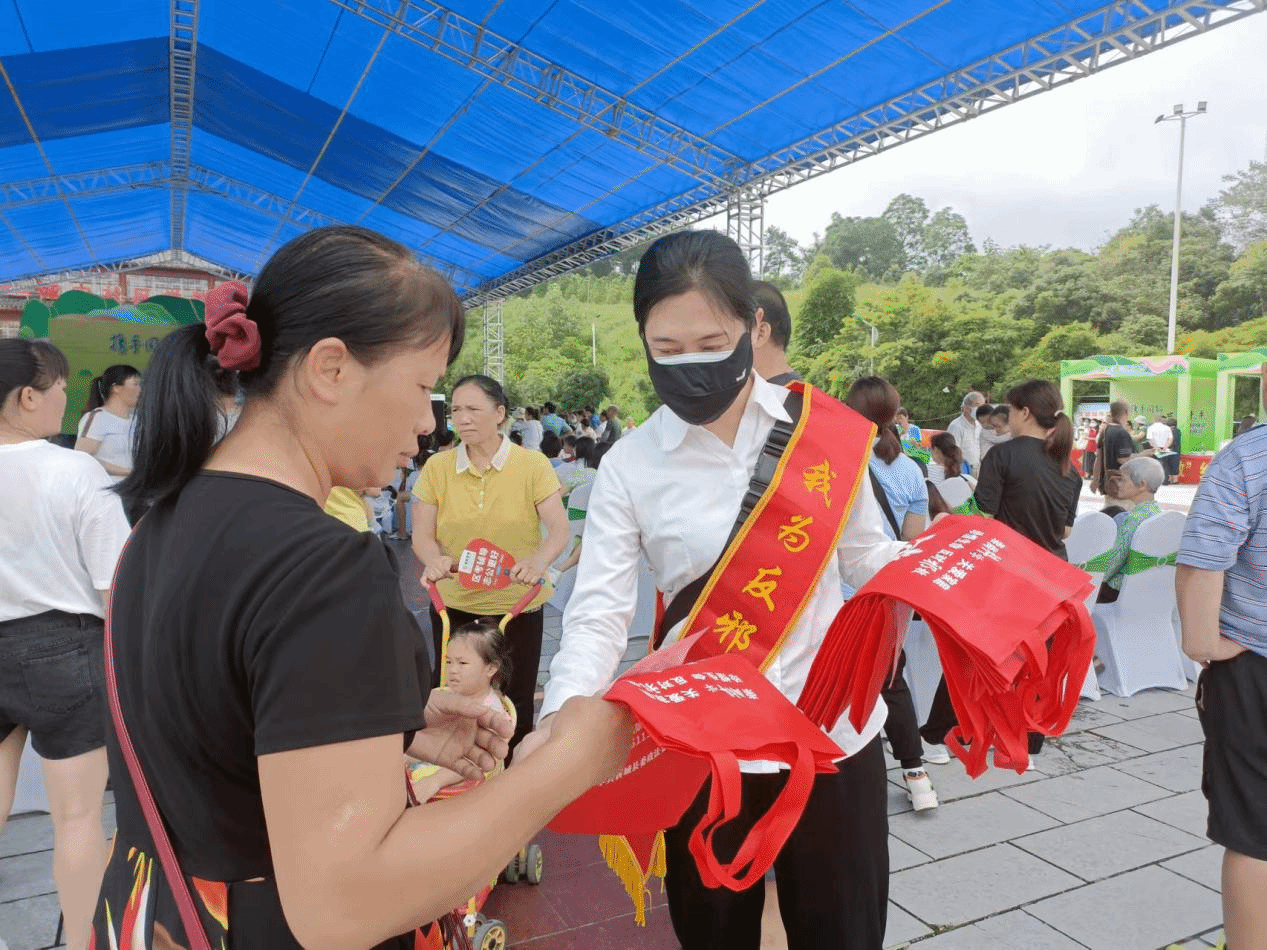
[728,12,1267,254]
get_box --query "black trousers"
[664,736,889,950]
[882,650,924,770]
[921,676,1045,755]
[427,604,544,755]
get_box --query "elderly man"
[1176,360,1267,950]
[947,390,986,475]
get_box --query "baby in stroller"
[409,618,515,802]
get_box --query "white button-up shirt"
[541,375,908,767]
[947,413,982,474]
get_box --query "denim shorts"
[0,610,107,760]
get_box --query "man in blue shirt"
[1176,360,1267,950]
[540,401,567,437]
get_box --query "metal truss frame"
[0,164,170,209]
[482,298,505,383]
[329,0,746,190]
[169,0,199,251]
[726,191,764,279]
[0,250,251,294]
[463,0,1265,303]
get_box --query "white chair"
[1092,511,1189,697]
[10,734,50,816]
[1066,511,1119,702]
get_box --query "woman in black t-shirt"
[974,380,1082,759]
[96,226,632,950]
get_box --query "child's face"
[445,636,497,696]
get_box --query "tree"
[1010,322,1102,386]
[1212,159,1267,253]
[881,194,929,270]
[763,226,804,280]
[1210,240,1267,327]
[795,266,858,357]
[921,207,976,275]
[820,214,904,280]
[553,367,610,411]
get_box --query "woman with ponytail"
[974,379,1083,760]
[96,226,632,950]
[74,363,140,481]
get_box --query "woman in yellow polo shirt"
[414,374,569,753]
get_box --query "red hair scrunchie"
[204,281,261,372]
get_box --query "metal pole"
[592,322,597,366]
[1166,115,1186,355]
[870,324,878,374]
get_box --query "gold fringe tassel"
[598,831,666,926]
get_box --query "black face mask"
[645,333,754,426]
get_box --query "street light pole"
[1155,101,1206,355]
[852,314,878,374]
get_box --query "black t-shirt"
[1099,423,1134,471]
[106,473,429,899]
[974,436,1082,559]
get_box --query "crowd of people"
[0,223,1263,950]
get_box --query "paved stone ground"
[1,483,1221,949]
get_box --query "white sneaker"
[904,770,939,811]
[922,743,951,765]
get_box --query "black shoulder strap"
[81,408,102,439]
[868,467,901,538]
[653,389,804,650]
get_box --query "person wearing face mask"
[520,230,908,950]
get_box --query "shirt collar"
[456,435,512,474]
[657,373,792,453]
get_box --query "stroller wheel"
[502,853,520,883]
[474,918,508,950]
[525,843,544,885]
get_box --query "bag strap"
[81,408,102,440]
[868,467,901,538]
[653,389,804,650]
[103,539,215,950]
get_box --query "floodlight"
[1155,114,1165,123]
[1197,101,1207,112]
[1173,104,1183,114]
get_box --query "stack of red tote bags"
[799,515,1096,775]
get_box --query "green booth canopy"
[1215,348,1267,441]
[1059,354,1219,453]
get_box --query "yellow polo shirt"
[324,487,371,532]
[417,436,561,614]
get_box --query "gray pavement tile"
[1134,791,1209,838]
[1061,702,1126,734]
[1012,809,1207,882]
[1092,687,1196,720]
[884,902,931,948]
[889,791,1058,859]
[1034,731,1152,777]
[1027,866,1222,950]
[1113,744,1203,794]
[886,780,914,817]
[0,892,62,950]
[888,835,932,872]
[1090,712,1205,754]
[896,910,1088,949]
[1163,845,1223,892]
[0,815,53,859]
[1001,765,1171,823]
[0,849,55,903]
[890,844,1080,928]
[898,757,1044,803]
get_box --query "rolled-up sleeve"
[541,465,644,718]
[1178,451,1249,571]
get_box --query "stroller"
[413,575,546,950]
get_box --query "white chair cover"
[1066,511,1119,701]
[1092,511,1189,697]
[10,734,50,816]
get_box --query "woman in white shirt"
[521,231,906,950]
[0,340,131,950]
[521,406,544,451]
[75,363,141,481]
